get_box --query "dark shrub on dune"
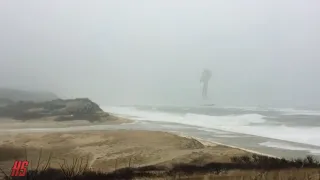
[230,154,320,169]
[2,154,320,180]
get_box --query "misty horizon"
[1,0,319,108]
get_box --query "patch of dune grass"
[1,150,320,180]
[0,147,25,161]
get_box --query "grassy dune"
[1,148,320,179]
[0,130,319,180]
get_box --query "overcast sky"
[0,0,319,107]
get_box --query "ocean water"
[102,105,320,157]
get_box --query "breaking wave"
[102,106,320,147]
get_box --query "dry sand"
[0,115,131,130]
[0,129,251,175]
[1,125,320,179]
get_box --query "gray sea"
[102,105,320,159]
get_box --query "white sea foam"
[104,106,266,126]
[276,108,320,116]
[103,106,320,147]
[260,141,320,155]
[222,106,320,116]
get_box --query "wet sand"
[0,116,131,129]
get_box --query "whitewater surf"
[103,105,320,158]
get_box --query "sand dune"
[0,129,250,175]
[1,120,320,179]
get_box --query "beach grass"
[1,151,320,180]
[1,130,320,180]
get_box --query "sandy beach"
[172,132,279,158]
[0,129,250,175]
[0,116,131,130]
[1,118,320,179]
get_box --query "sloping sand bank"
[0,130,249,173]
[1,130,320,179]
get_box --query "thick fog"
[0,0,319,108]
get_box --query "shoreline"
[0,123,277,160]
[1,119,319,179]
[0,129,253,174]
[172,131,280,158]
[0,117,297,160]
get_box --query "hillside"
[0,98,110,122]
[0,88,58,103]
